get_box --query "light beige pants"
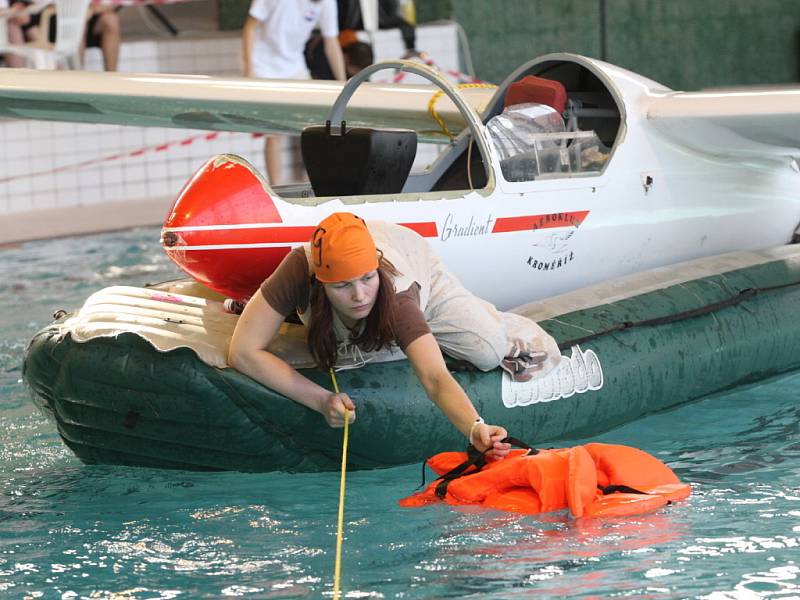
[424,254,561,375]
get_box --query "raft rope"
[330,368,349,600]
[557,279,800,350]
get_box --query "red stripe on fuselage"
[169,212,587,249]
[400,221,439,238]
[169,221,439,246]
[492,210,590,233]
[173,226,317,247]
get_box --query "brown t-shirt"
[260,247,431,351]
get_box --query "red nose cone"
[165,154,281,229]
[161,155,292,299]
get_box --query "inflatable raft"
[23,245,800,472]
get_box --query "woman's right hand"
[471,422,511,460]
[319,392,356,428]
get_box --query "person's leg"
[92,9,120,71]
[21,23,41,43]
[77,13,92,68]
[4,17,26,67]
[424,268,507,371]
[424,260,560,377]
[287,135,306,183]
[265,135,282,185]
[284,70,312,184]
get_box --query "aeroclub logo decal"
[523,211,588,273]
[501,345,603,408]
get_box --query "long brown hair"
[307,255,399,370]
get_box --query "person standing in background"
[242,0,346,186]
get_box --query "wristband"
[468,417,485,443]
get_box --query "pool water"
[1,228,798,599]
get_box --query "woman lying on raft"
[228,212,560,458]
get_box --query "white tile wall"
[1,22,461,218]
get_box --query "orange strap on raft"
[399,442,691,518]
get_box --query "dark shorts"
[23,11,106,48]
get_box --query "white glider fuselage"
[162,55,800,308]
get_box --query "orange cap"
[310,212,379,282]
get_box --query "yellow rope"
[331,368,349,600]
[427,83,497,141]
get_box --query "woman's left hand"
[471,423,511,460]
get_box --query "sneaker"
[500,344,549,382]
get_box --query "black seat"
[301,123,417,197]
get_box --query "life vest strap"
[599,484,648,496]
[433,437,536,499]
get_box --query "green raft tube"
[23,245,800,472]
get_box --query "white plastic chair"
[50,0,92,68]
[0,0,91,69]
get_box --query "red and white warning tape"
[0,131,226,184]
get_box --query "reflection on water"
[1,228,799,598]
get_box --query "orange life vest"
[399,443,691,518]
